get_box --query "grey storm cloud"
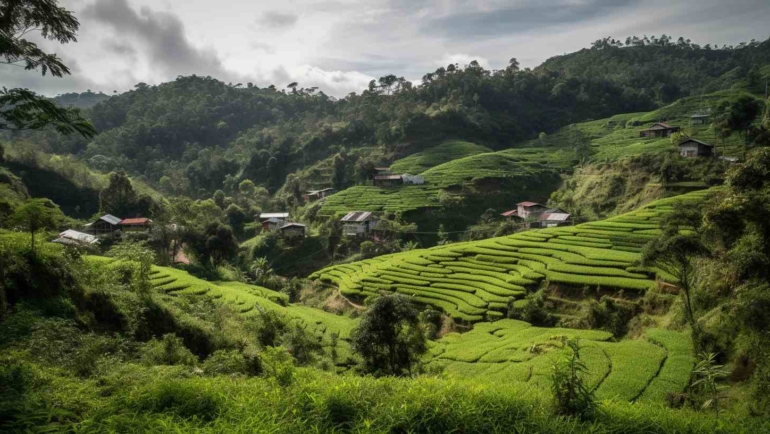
[257,11,299,29]
[422,0,640,39]
[83,0,236,79]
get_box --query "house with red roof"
[516,201,549,219]
[120,217,153,233]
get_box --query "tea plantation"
[425,320,694,403]
[313,189,712,322]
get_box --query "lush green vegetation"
[389,140,492,174]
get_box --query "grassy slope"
[313,189,710,322]
[318,90,751,217]
[88,257,358,365]
[389,140,492,174]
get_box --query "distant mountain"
[51,91,112,109]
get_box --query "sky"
[4,0,770,98]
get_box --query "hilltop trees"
[99,171,154,217]
[351,294,427,376]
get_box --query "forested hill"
[8,36,770,199]
[538,36,770,104]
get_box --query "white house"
[260,212,289,231]
[53,229,99,246]
[401,174,425,185]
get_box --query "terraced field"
[313,189,712,322]
[425,320,694,402]
[86,257,358,365]
[389,140,492,174]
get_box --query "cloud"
[266,64,373,96]
[257,11,299,29]
[421,0,640,40]
[83,0,235,80]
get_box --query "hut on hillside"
[260,212,289,231]
[279,223,306,238]
[84,214,122,236]
[639,122,680,138]
[678,139,714,158]
[120,217,152,233]
[341,211,379,237]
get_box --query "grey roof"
[544,213,571,222]
[260,212,289,219]
[341,211,376,222]
[100,214,122,225]
[280,223,307,229]
[265,217,281,223]
[59,229,99,245]
[679,138,714,148]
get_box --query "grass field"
[389,140,492,174]
[313,189,713,322]
[425,319,694,402]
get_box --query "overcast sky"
[4,0,770,98]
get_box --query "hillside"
[313,189,709,322]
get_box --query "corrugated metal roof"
[516,201,542,207]
[341,211,376,222]
[543,213,571,222]
[100,214,122,225]
[679,138,714,148]
[501,210,518,217]
[58,229,99,244]
[644,122,678,131]
[121,217,151,225]
[280,223,307,229]
[260,212,289,219]
[374,175,403,180]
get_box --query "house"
[689,114,710,125]
[303,188,336,202]
[401,174,425,185]
[53,229,99,247]
[678,139,714,158]
[538,212,572,228]
[260,212,289,231]
[85,214,122,236]
[639,122,681,138]
[120,217,152,233]
[341,211,379,236]
[279,223,306,238]
[373,175,404,187]
[516,202,548,219]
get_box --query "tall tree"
[0,0,95,137]
[351,294,426,376]
[99,171,138,217]
[12,197,62,252]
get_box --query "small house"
[373,175,403,187]
[639,122,680,138]
[538,212,572,228]
[303,188,336,202]
[689,114,710,125]
[85,214,122,236]
[260,212,289,231]
[53,229,99,247]
[120,217,152,233]
[279,223,306,238]
[341,211,379,237]
[401,174,425,185]
[516,202,548,219]
[678,139,714,158]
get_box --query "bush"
[201,349,262,376]
[127,380,222,421]
[550,339,597,420]
[261,346,295,386]
[509,291,557,327]
[140,334,197,366]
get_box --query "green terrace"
[426,320,694,403]
[389,140,492,174]
[312,189,713,322]
[87,257,358,367]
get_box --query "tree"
[12,198,62,252]
[100,171,138,216]
[201,223,237,267]
[108,240,156,293]
[0,0,95,137]
[351,294,426,376]
[641,206,708,338]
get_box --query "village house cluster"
[53,214,153,247]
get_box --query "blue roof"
[100,214,122,225]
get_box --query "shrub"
[201,349,261,376]
[127,380,222,421]
[509,291,557,327]
[550,339,597,420]
[140,334,197,366]
[261,346,295,386]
